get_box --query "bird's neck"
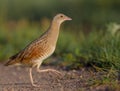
[48,20,61,46]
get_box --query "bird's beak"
[66,16,72,21]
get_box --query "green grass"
[55,28,120,71]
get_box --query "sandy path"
[0,63,116,91]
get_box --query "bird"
[4,13,72,87]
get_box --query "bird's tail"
[5,53,20,66]
[4,59,18,66]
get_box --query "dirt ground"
[0,63,119,91]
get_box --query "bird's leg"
[29,68,39,87]
[37,68,62,76]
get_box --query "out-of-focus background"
[0,0,120,28]
[0,0,120,71]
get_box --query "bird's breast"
[39,45,55,60]
[44,45,55,58]
[33,45,55,64]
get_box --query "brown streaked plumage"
[5,13,72,87]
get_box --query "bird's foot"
[32,83,40,87]
[37,69,62,77]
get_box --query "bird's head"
[53,13,72,24]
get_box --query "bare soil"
[0,63,119,91]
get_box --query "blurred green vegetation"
[0,21,120,71]
[56,25,120,71]
[0,0,120,28]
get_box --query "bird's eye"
[60,15,63,18]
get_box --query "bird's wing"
[19,43,45,63]
[5,31,49,66]
[5,39,46,66]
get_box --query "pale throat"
[48,20,62,46]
